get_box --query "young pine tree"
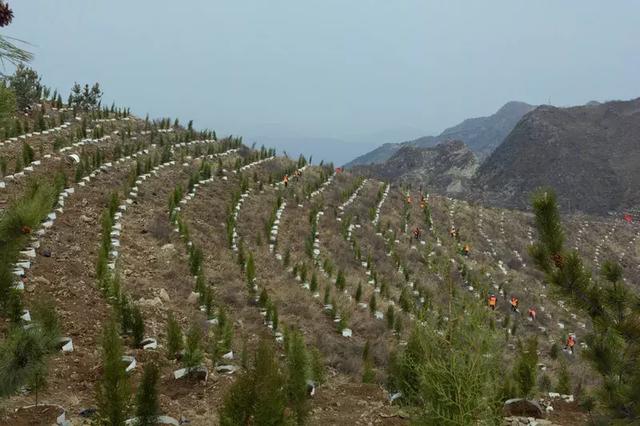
[183,323,204,371]
[219,370,255,426]
[530,190,640,421]
[166,313,183,360]
[335,269,346,291]
[220,339,287,425]
[556,361,571,395]
[287,331,309,425]
[135,362,160,426]
[362,341,375,384]
[96,320,131,425]
[513,336,538,398]
[246,252,256,292]
[390,299,504,424]
[386,305,395,329]
[310,272,318,293]
[0,327,52,400]
[254,340,287,425]
[369,294,377,314]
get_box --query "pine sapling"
[166,313,183,360]
[135,362,160,426]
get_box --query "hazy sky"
[8,1,640,164]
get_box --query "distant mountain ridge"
[351,140,478,195]
[345,101,535,167]
[350,97,640,215]
[471,97,640,214]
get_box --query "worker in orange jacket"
[488,294,497,310]
[510,296,519,313]
[283,174,289,187]
[565,334,576,354]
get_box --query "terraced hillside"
[1,99,638,425]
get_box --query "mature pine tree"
[7,65,41,110]
[530,190,640,422]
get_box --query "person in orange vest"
[510,296,519,313]
[488,294,497,310]
[565,334,576,354]
[413,227,421,240]
[407,195,412,204]
[462,244,470,256]
[283,174,289,187]
[528,306,536,321]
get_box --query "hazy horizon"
[8,1,640,164]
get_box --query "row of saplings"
[380,189,639,424]
[94,315,326,425]
[0,178,70,410]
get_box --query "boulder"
[503,398,544,418]
[32,276,51,286]
[187,292,200,305]
[138,297,162,307]
[158,288,170,302]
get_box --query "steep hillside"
[2,87,636,426]
[351,140,478,194]
[473,97,640,214]
[345,101,534,166]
